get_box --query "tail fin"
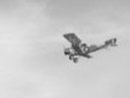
[110,38,117,46]
[105,38,117,46]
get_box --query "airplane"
[63,33,117,63]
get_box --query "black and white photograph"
[0,0,130,98]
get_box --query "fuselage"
[65,37,117,58]
[72,45,83,55]
[71,44,90,57]
[72,43,108,57]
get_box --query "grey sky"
[0,0,130,98]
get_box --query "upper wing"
[63,33,81,46]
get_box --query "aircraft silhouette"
[63,33,117,63]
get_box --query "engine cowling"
[64,48,75,55]
[64,48,70,55]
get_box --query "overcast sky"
[0,0,130,98]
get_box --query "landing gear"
[69,55,73,60]
[73,57,78,63]
[69,55,78,63]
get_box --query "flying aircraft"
[63,33,117,63]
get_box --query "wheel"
[73,58,78,63]
[69,55,74,60]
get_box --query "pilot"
[80,43,88,53]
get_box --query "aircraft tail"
[105,38,117,47]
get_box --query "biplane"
[63,33,117,63]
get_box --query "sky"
[0,0,130,98]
